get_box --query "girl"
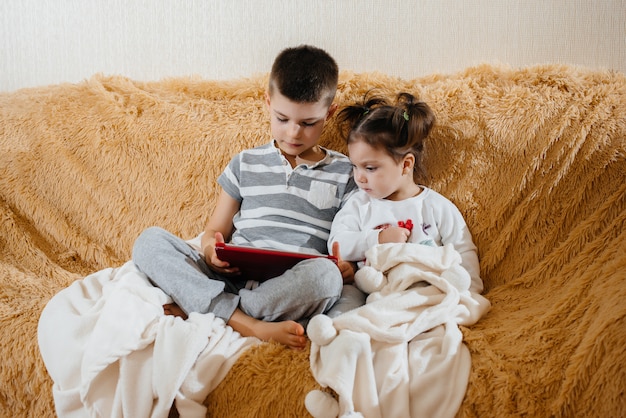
[329,92,484,294]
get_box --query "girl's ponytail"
[337,93,388,141]
[398,92,436,154]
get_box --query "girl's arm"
[328,196,380,262]
[437,203,483,294]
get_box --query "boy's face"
[265,90,337,158]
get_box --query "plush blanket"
[306,243,490,418]
[1,64,625,417]
[37,261,257,417]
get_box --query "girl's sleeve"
[328,195,380,262]
[437,201,484,294]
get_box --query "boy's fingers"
[211,232,231,267]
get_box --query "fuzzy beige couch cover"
[1,64,625,417]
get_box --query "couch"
[1,64,625,417]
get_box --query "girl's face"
[348,140,417,201]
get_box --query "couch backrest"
[1,65,624,292]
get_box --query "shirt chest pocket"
[308,181,338,210]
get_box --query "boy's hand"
[205,232,241,276]
[332,241,356,284]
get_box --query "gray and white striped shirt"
[218,141,357,255]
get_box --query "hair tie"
[403,110,409,121]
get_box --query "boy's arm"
[201,188,240,271]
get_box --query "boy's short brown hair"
[268,45,338,106]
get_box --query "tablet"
[214,242,338,282]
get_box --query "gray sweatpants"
[132,227,347,324]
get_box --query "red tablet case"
[214,242,337,282]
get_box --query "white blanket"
[38,261,259,418]
[306,243,490,418]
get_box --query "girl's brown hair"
[338,92,436,183]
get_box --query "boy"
[132,45,358,350]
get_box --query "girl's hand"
[378,226,411,244]
[331,241,356,284]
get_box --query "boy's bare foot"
[228,308,307,350]
[162,305,307,350]
[163,303,188,320]
[255,320,307,350]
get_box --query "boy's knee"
[314,258,344,297]
[139,226,168,241]
[133,226,167,260]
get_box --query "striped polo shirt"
[218,141,357,255]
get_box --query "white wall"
[1,0,625,92]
